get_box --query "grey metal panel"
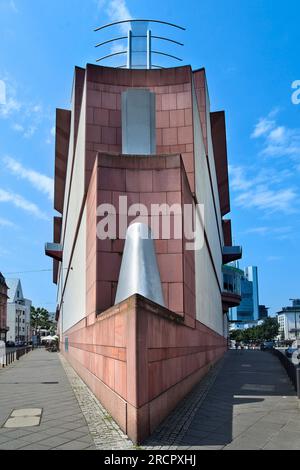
[122,89,156,155]
[115,223,165,308]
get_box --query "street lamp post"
[290,299,299,343]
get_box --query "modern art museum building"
[46,30,242,441]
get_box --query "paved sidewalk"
[146,350,300,450]
[0,349,96,450]
[1,348,299,450]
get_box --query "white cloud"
[229,165,292,192]
[0,247,11,258]
[0,217,17,229]
[251,110,300,162]
[251,117,275,139]
[229,165,252,191]
[96,0,132,32]
[23,125,37,139]
[9,0,18,13]
[46,125,56,144]
[244,226,269,235]
[268,126,286,144]
[244,226,292,237]
[0,78,45,139]
[0,95,21,117]
[106,0,132,29]
[0,0,19,13]
[235,185,296,214]
[230,165,297,214]
[232,110,300,215]
[32,104,42,113]
[0,80,6,105]
[0,78,21,118]
[95,0,132,65]
[12,123,24,133]
[263,127,300,159]
[3,156,54,200]
[12,123,37,138]
[267,256,282,262]
[0,189,48,220]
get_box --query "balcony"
[222,246,242,264]
[45,243,63,262]
[222,265,242,311]
[0,326,9,332]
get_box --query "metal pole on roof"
[127,29,132,69]
[147,30,152,69]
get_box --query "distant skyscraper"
[229,266,260,329]
[259,305,269,320]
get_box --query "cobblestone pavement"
[143,359,224,449]
[59,355,134,450]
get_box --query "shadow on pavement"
[144,350,297,449]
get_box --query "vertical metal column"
[147,30,152,69]
[127,29,132,69]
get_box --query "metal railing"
[16,346,33,360]
[272,348,300,397]
[1,346,33,369]
[4,350,16,367]
[94,19,186,69]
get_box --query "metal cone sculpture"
[115,222,165,308]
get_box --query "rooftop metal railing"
[94,19,186,69]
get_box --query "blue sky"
[0,0,299,315]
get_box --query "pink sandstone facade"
[49,64,241,443]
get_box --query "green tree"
[230,318,279,344]
[260,317,279,341]
[31,307,51,333]
[230,329,243,342]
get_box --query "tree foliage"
[31,307,52,332]
[230,317,279,343]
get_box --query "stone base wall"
[62,294,227,443]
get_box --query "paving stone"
[0,437,36,450]
[0,350,95,450]
[263,430,300,450]
[54,440,94,450]
[18,431,58,444]
[145,350,300,450]
[4,416,41,428]
[20,443,52,450]
[11,409,42,418]
[0,435,11,444]
[37,436,76,448]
